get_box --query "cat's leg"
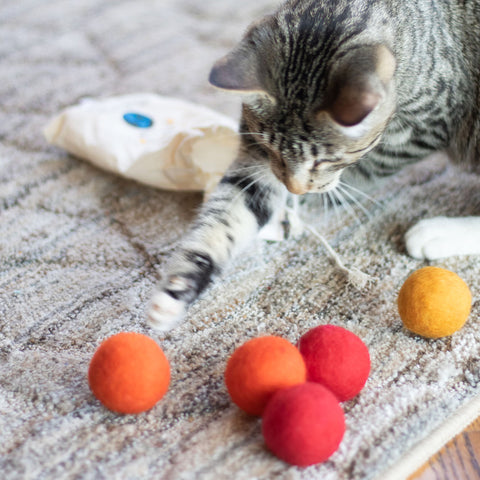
[258,194,304,241]
[405,216,480,260]
[148,159,283,331]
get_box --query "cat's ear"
[326,45,396,127]
[209,44,264,93]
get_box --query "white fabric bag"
[44,94,240,193]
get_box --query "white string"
[285,204,374,289]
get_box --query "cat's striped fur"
[149,0,480,330]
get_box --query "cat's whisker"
[326,190,342,227]
[227,165,268,176]
[237,131,268,137]
[331,187,362,225]
[215,131,268,140]
[226,161,272,179]
[337,185,373,220]
[225,136,272,151]
[338,181,383,208]
[212,132,270,152]
[244,140,270,149]
[230,171,271,206]
[222,160,271,187]
[322,193,331,226]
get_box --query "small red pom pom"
[298,325,370,401]
[262,382,345,466]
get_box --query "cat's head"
[209,2,396,194]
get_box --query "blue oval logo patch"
[123,112,153,128]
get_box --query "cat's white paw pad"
[404,216,480,260]
[405,217,453,260]
[147,291,186,331]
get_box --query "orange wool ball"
[224,336,307,416]
[88,332,170,414]
[398,266,472,338]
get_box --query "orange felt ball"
[224,336,307,416]
[88,332,170,414]
[398,266,472,338]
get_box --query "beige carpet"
[1,1,480,479]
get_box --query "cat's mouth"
[269,149,342,194]
[283,174,340,195]
[284,177,309,195]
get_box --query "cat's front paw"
[405,216,480,260]
[148,290,186,332]
[405,216,454,260]
[258,204,304,241]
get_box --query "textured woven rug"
[1,1,480,479]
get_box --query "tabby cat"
[149,0,480,330]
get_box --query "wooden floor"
[408,417,480,480]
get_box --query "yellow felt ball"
[397,266,472,338]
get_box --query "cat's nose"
[285,177,308,195]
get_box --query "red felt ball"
[298,325,370,401]
[88,332,170,414]
[262,382,345,466]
